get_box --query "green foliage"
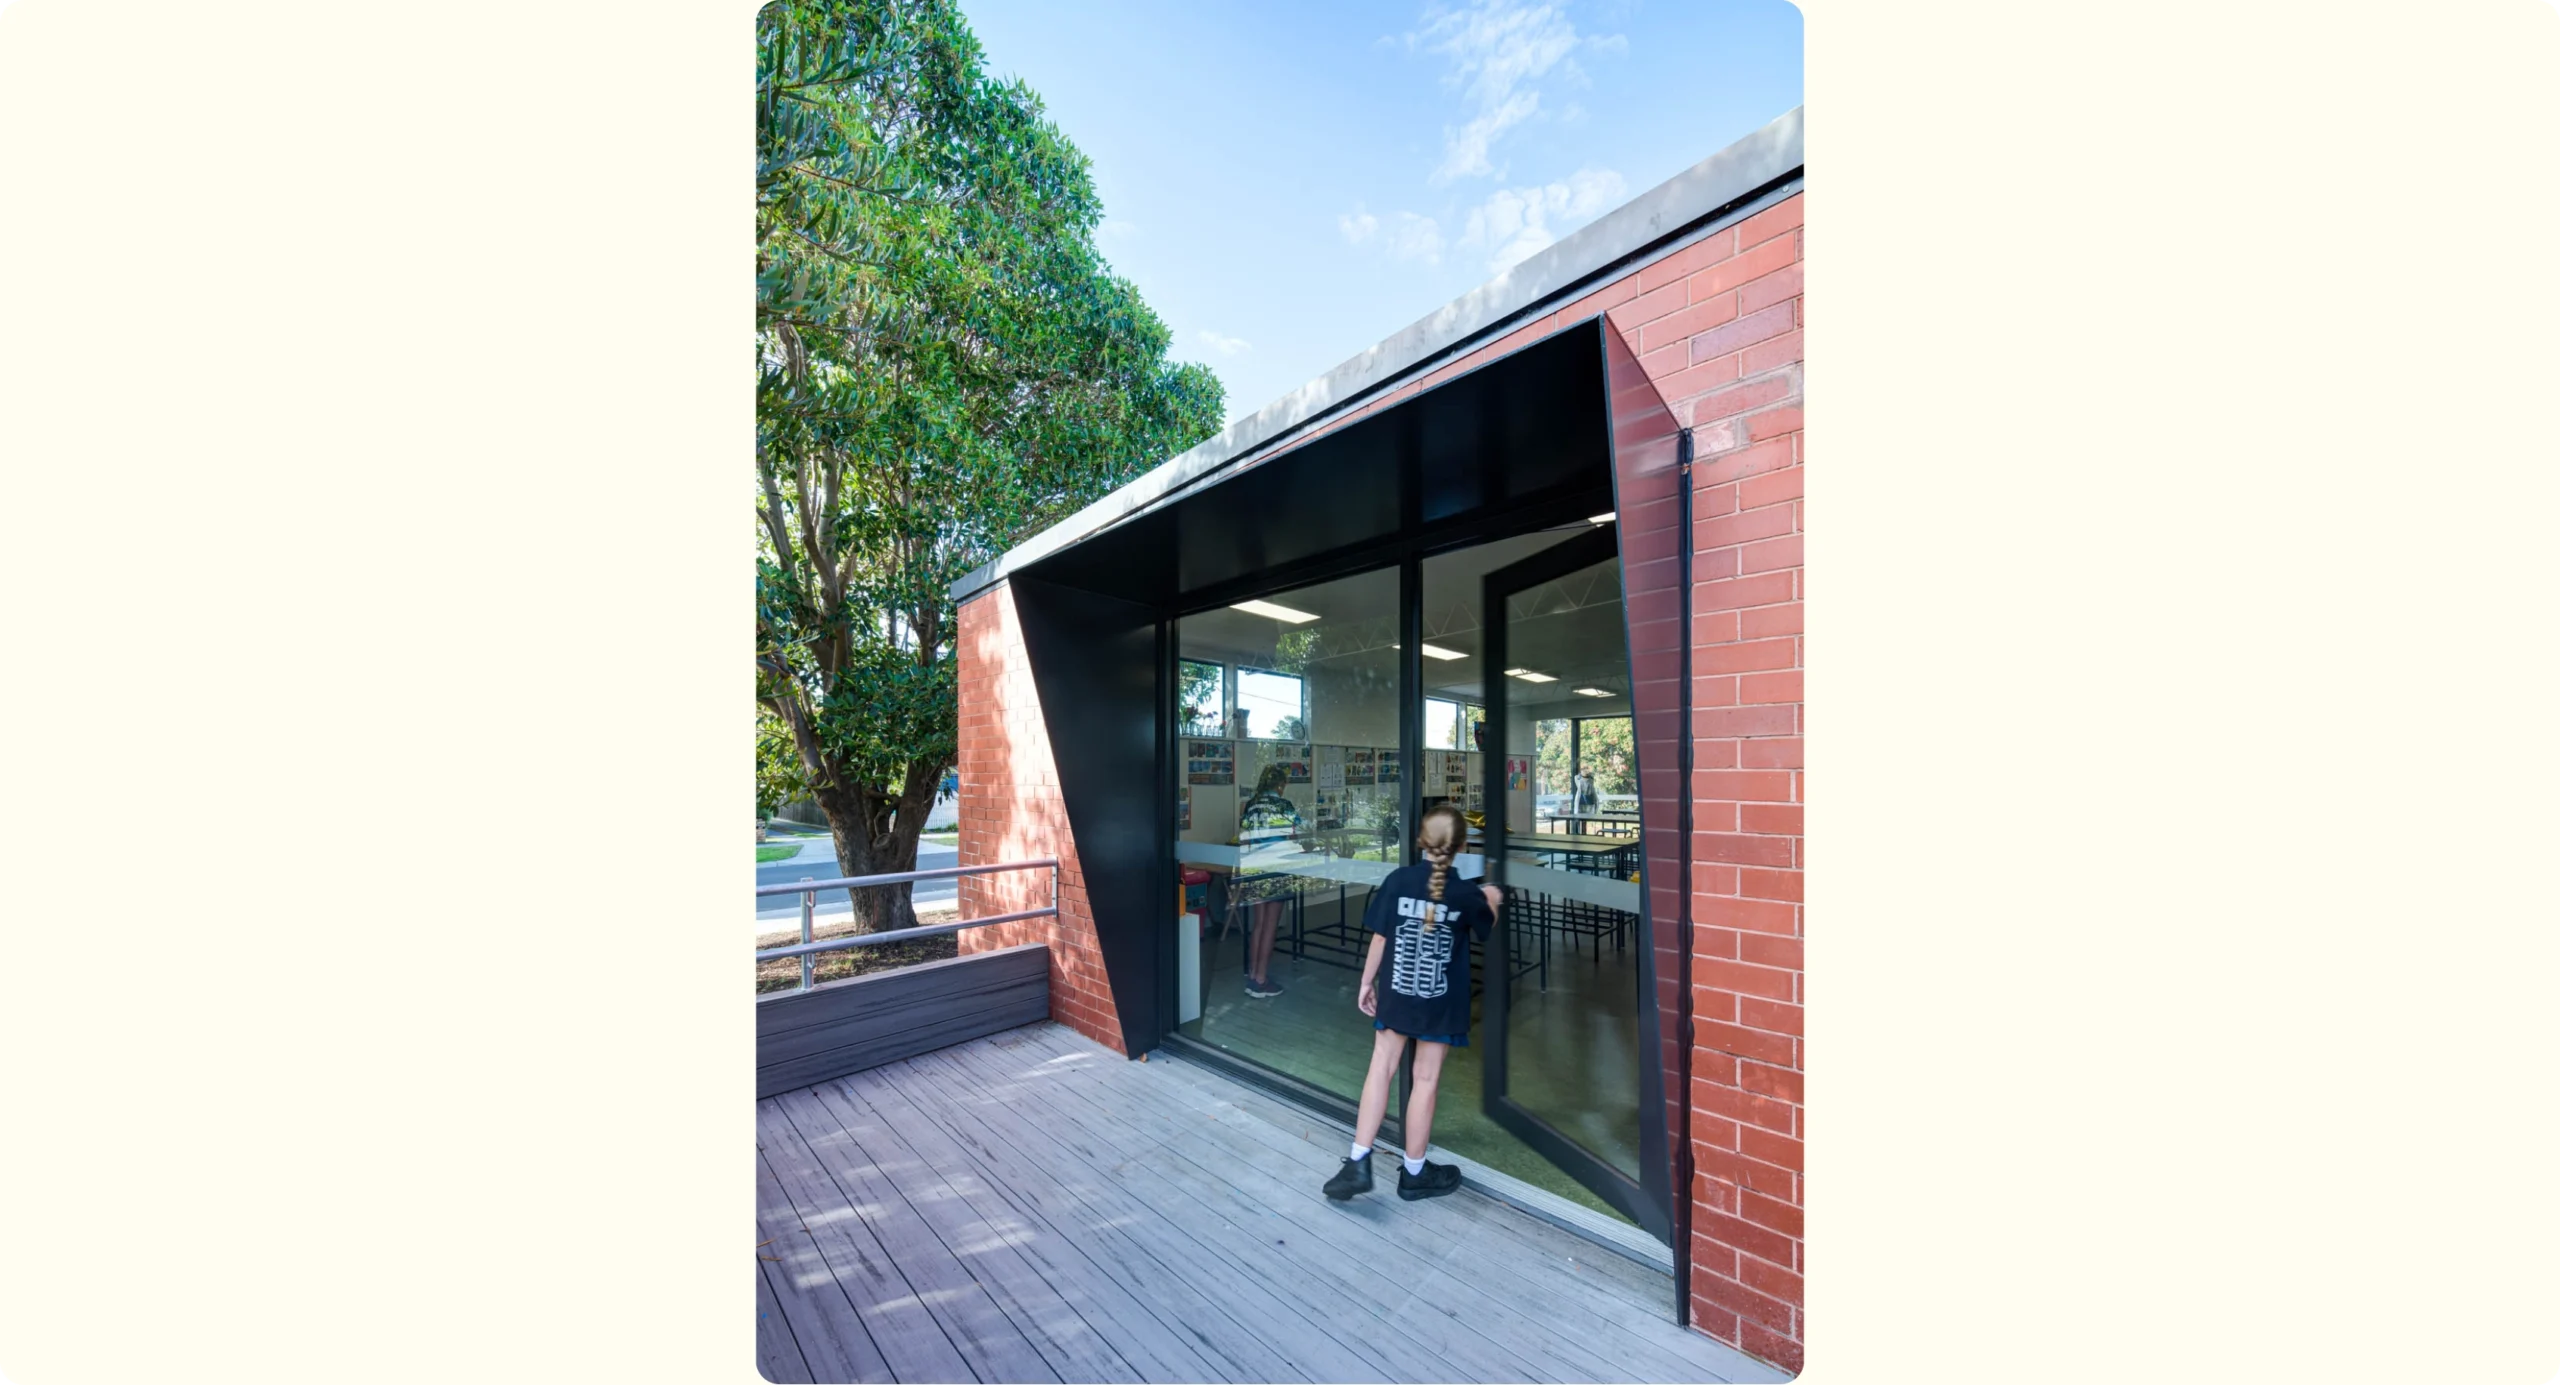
[1272,628,1321,675]
[753,0,1224,891]
[1582,716,1636,796]
[756,709,810,817]
[1535,717,1574,795]
[1178,659,1224,735]
[1533,714,1636,799]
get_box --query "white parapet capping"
[952,105,1804,605]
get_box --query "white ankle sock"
[1404,1155,1426,1176]
[1349,1143,1371,1161]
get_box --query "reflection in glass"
[1165,529,1648,1228]
[1174,567,1401,1105]
[1178,659,1225,737]
[1410,527,1644,1224]
[1493,550,1643,1184]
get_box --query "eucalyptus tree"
[756,0,1223,931]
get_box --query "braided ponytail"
[1415,804,1466,926]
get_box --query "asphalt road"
[756,828,960,921]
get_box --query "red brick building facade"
[958,114,1805,1372]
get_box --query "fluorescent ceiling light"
[1391,643,1468,661]
[1505,668,1557,683]
[1574,687,1612,697]
[1589,511,1616,524]
[1230,599,1317,624]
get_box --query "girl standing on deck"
[1323,802,1503,1202]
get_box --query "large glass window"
[1414,525,1643,1227]
[1423,696,1483,751]
[1165,526,1646,1231]
[1486,547,1645,1196]
[1577,715,1637,811]
[1178,659,1225,737]
[1174,567,1401,1105]
[1534,717,1574,828]
[1235,667,1307,742]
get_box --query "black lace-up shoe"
[1396,1160,1462,1201]
[1323,1153,1373,1200]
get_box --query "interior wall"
[1176,637,1417,845]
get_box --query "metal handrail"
[756,856,1061,992]
[753,858,1055,895]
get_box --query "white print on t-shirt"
[1389,914,1455,999]
[1395,895,1455,925]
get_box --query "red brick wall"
[1237,198,1809,1371]
[1622,193,1806,1376]
[951,190,1805,1372]
[952,584,1127,1054]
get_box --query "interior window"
[1178,659,1225,737]
[1235,667,1306,742]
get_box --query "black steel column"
[1394,551,1423,1140]
[1674,425,1697,1324]
[1154,612,1178,1052]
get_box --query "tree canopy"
[755,0,1225,928]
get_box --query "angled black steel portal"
[1010,318,1623,1057]
[1479,522,1676,1244]
[1015,321,1616,617]
[1010,576,1166,1048]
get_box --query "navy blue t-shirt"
[1361,862,1496,1040]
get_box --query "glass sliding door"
[1479,525,1674,1242]
[1159,522,1669,1244]
[1405,524,1658,1229]
[1171,566,1403,1104]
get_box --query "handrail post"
[1052,861,1061,928]
[799,877,815,993]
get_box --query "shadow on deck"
[755,1022,1788,1384]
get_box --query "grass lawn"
[755,843,802,863]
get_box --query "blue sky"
[961,0,1803,426]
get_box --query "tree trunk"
[811,780,915,935]
[808,758,948,936]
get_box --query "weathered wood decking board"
[755,1021,1789,1383]
[756,942,1048,1098]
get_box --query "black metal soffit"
[1015,318,1614,611]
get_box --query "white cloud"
[1195,330,1252,359]
[1437,89,1543,186]
[1460,166,1628,272]
[1340,203,1444,266]
[1413,0,1622,183]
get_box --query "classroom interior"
[1167,524,1655,1222]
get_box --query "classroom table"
[1465,830,1640,972]
[1498,831,1641,880]
[1543,811,1642,838]
[1192,851,1546,992]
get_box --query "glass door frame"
[1479,522,1676,1243]
[1150,550,1434,1149]
[1144,487,1633,1186]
